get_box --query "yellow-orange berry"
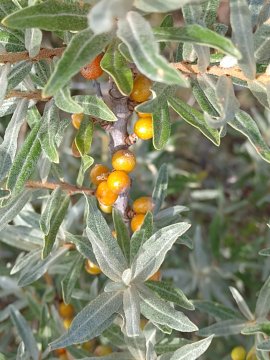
[131,214,145,232]
[71,140,81,157]
[99,202,112,214]
[71,113,84,129]
[132,196,153,214]
[112,230,117,238]
[107,170,131,195]
[137,112,152,118]
[149,270,161,282]
[96,181,118,206]
[130,74,152,103]
[90,164,110,186]
[112,149,136,173]
[94,345,113,356]
[59,302,74,318]
[134,117,153,140]
[80,54,104,80]
[63,318,73,330]
[54,348,67,357]
[85,259,102,275]
[231,346,246,360]
[82,339,96,352]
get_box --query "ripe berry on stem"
[80,54,104,80]
[71,113,84,129]
[96,181,118,206]
[131,213,145,232]
[112,149,136,173]
[149,270,161,281]
[132,196,153,214]
[231,346,246,360]
[107,170,131,195]
[130,74,152,103]
[99,202,112,214]
[134,116,153,140]
[85,260,102,275]
[90,164,110,186]
[59,302,74,318]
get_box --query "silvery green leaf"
[124,332,146,360]
[0,63,10,104]
[146,280,194,310]
[175,234,193,249]
[7,61,32,91]
[153,102,171,150]
[61,254,84,304]
[103,324,125,347]
[88,0,133,34]
[73,95,117,121]
[202,0,220,27]
[38,99,60,163]
[152,164,168,215]
[155,206,189,221]
[40,187,62,235]
[198,319,246,336]
[75,117,94,156]
[43,30,112,97]
[193,300,242,320]
[169,335,214,360]
[49,291,122,349]
[0,190,31,232]
[248,0,264,26]
[9,305,39,360]
[257,339,270,351]
[229,287,254,321]
[0,299,27,323]
[65,232,96,263]
[0,97,19,117]
[18,247,68,287]
[134,0,204,12]
[0,189,10,199]
[248,80,270,109]
[257,2,270,26]
[159,14,173,52]
[131,223,191,283]
[0,25,25,52]
[0,226,42,251]
[11,249,41,275]
[0,99,28,183]
[113,208,130,263]
[230,0,256,79]
[54,86,83,114]
[25,28,42,58]
[32,60,51,88]
[123,286,141,337]
[130,212,153,262]
[139,285,197,332]
[193,44,210,72]
[255,275,270,319]
[229,110,270,163]
[259,247,270,256]
[117,12,189,86]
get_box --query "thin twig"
[0,47,65,64]
[26,180,94,196]
[172,62,270,84]
[5,90,51,101]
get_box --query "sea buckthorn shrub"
[0,1,270,359]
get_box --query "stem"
[0,47,65,64]
[172,62,270,84]
[26,180,94,196]
[6,90,50,101]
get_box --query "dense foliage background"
[1,0,270,359]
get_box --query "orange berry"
[132,196,153,214]
[94,345,113,356]
[59,302,74,318]
[107,170,131,195]
[85,259,102,275]
[80,54,104,80]
[134,116,153,140]
[137,112,152,118]
[149,270,161,281]
[54,348,67,357]
[90,164,110,186]
[63,318,73,330]
[99,202,112,214]
[71,113,84,129]
[112,149,136,173]
[82,339,96,352]
[131,214,145,232]
[96,181,118,206]
[112,230,117,238]
[71,140,81,157]
[130,74,152,103]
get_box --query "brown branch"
[26,180,94,196]
[0,47,65,64]
[6,90,51,101]
[172,62,270,84]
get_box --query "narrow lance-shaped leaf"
[2,0,89,31]
[134,0,205,13]
[255,275,270,319]
[131,222,191,283]
[7,61,32,91]
[65,232,96,263]
[117,11,189,87]
[254,19,270,62]
[101,41,133,96]
[153,25,241,59]
[170,335,214,360]
[0,99,28,183]
[230,0,256,79]
[123,286,141,337]
[49,291,122,349]
[152,164,168,215]
[25,28,42,58]
[198,319,247,337]
[168,96,220,146]
[152,103,171,150]
[73,95,117,121]
[43,29,112,97]
[61,254,84,304]
[75,117,94,156]
[113,208,130,263]
[138,285,197,332]
[130,212,153,261]
[193,300,242,320]
[9,306,39,360]
[54,86,83,114]
[229,286,254,321]
[0,63,10,104]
